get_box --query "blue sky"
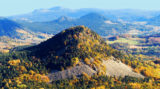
[0,0,160,16]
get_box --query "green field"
[107,38,140,45]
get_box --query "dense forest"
[0,26,160,89]
[0,51,160,88]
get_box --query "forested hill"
[0,26,159,88]
[26,25,123,70]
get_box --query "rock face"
[48,64,96,81]
[48,58,144,82]
[103,59,144,78]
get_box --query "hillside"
[26,25,114,69]
[0,18,53,53]
[26,26,144,81]
[0,18,23,37]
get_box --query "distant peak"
[0,17,6,20]
[49,6,64,10]
[80,12,107,20]
[33,6,64,13]
[85,12,104,16]
[54,16,72,22]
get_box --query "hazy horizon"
[1,0,160,16]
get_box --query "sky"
[0,0,160,16]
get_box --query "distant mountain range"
[16,12,153,36]
[9,7,160,22]
[1,7,160,38]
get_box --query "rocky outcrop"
[103,59,144,78]
[48,58,144,82]
[48,64,96,81]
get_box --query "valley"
[0,30,52,53]
[106,33,160,59]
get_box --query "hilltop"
[26,26,144,81]
[27,25,113,69]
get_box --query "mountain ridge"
[16,13,130,36]
[0,18,23,38]
[9,6,160,22]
